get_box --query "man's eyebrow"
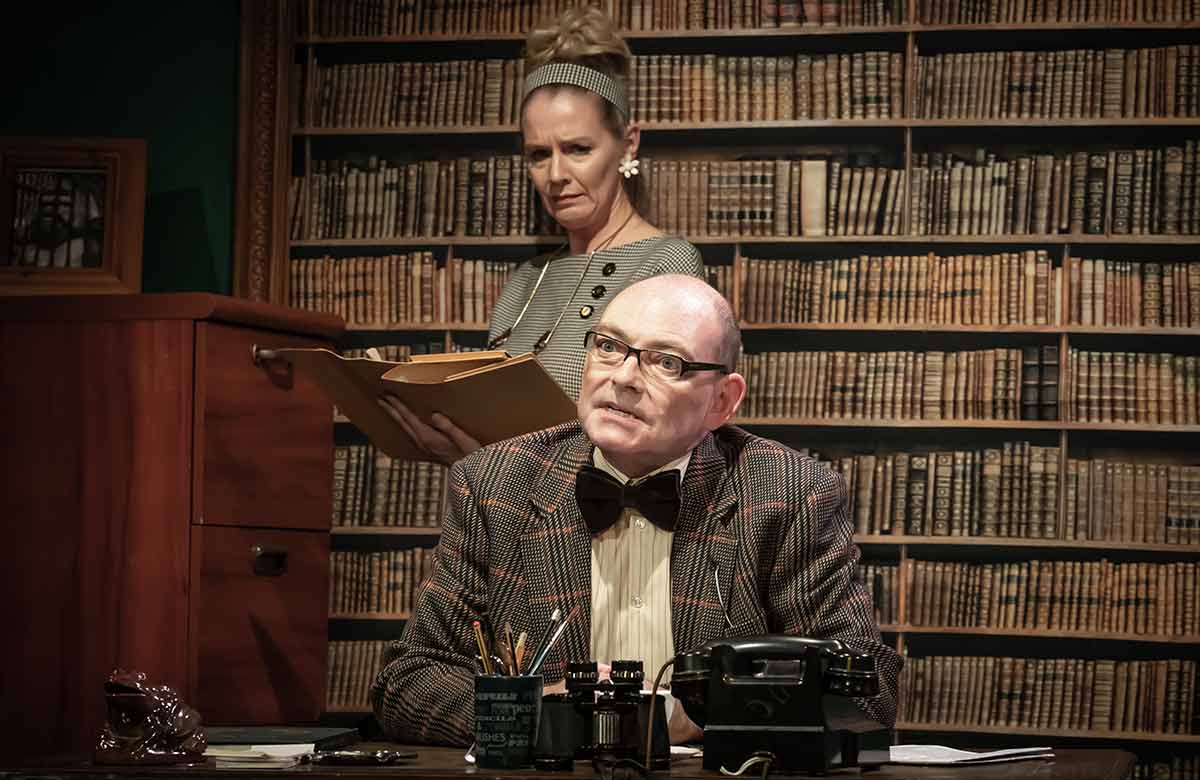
[596,325,693,359]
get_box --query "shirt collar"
[592,447,692,486]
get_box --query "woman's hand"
[378,395,482,466]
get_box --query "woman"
[384,5,705,465]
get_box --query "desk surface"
[2,746,1134,780]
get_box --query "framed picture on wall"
[0,136,146,295]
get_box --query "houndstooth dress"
[487,235,704,399]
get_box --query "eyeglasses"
[584,331,730,381]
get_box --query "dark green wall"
[1,3,240,293]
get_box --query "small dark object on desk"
[534,660,669,772]
[93,669,207,765]
[307,749,417,765]
[672,636,890,775]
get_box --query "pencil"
[472,620,494,675]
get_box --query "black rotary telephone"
[671,635,891,774]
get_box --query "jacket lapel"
[523,425,594,677]
[670,429,740,654]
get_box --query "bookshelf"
[238,0,1200,774]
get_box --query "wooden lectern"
[0,294,344,761]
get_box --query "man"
[371,275,900,745]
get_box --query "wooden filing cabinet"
[0,294,344,761]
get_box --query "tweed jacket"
[371,421,901,746]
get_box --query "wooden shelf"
[328,612,410,621]
[296,124,518,136]
[896,721,1200,744]
[735,416,1063,429]
[290,233,1200,248]
[907,117,1200,128]
[332,526,441,536]
[912,20,1200,33]
[735,417,1200,433]
[338,321,487,331]
[740,322,1061,333]
[296,20,1200,46]
[295,119,1200,137]
[290,235,562,247]
[745,322,1198,337]
[854,534,1200,554]
[1063,325,1200,336]
[892,625,1200,645]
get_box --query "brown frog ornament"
[94,669,207,764]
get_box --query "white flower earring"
[618,153,640,178]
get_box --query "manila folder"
[275,348,575,460]
[379,352,577,453]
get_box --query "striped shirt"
[589,447,692,686]
[487,235,704,399]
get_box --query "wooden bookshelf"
[892,626,1200,645]
[855,535,1200,554]
[241,0,1200,755]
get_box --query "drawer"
[189,525,329,724]
[195,321,333,530]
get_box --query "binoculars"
[532,660,670,771]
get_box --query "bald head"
[606,275,741,370]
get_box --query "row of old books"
[333,445,447,526]
[288,157,560,240]
[642,157,905,237]
[627,52,904,123]
[1065,459,1200,544]
[289,254,514,326]
[913,45,1200,119]
[1067,258,1200,328]
[326,640,388,711]
[917,0,1200,22]
[617,0,903,28]
[900,655,1197,735]
[828,443,1060,538]
[737,347,1058,421]
[1132,756,1198,780]
[912,141,1200,236]
[287,155,907,240]
[304,59,524,128]
[859,562,900,623]
[905,559,1199,636]
[739,250,1058,326]
[305,0,1190,35]
[329,547,437,616]
[1065,350,1199,425]
[307,0,578,36]
[303,51,906,129]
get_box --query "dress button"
[632,596,644,609]
[591,284,606,299]
[579,305,593,318]
[602,262,617,276]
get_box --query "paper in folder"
[271,347,577,460]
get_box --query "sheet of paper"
[890,745,1053,765]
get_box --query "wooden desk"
[2,746,1135,780]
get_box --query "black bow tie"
[575,464,682,535]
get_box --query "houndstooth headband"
[522,61,629,120]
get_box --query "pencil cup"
[473,674,543,768]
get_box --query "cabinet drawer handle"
[251,545,288,577]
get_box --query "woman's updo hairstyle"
[522,5,633,139]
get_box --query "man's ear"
[706,372,747,430]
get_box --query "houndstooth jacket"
[370,421,901,746]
